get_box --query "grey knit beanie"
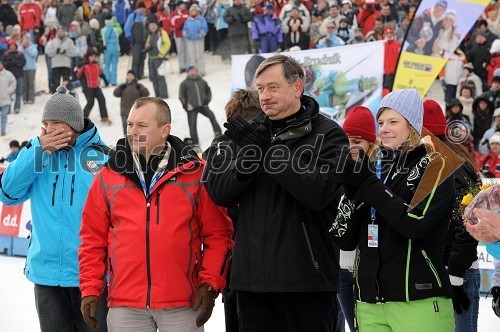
[377,89,423,135]
[42,86,84,132]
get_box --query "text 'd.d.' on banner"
[231,41,385,125]
[394,0,490,97]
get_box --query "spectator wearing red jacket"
[357,0,380,36]
[383,25,401,95]
[169,1,189,73]
[478,133,500,178]
[19,0,43,43]
[79,97,233,331]
[77,49,111,124]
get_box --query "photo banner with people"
[393,0,490,97]
[231,41,385,124]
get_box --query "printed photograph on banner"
[230,42,384,124]
[404,0,490,57]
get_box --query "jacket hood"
[472,95,494,114]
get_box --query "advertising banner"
[394,0,490,96]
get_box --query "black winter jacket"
[331,145,455,303]
[179,75,211,111]
[204,95,348,292]
[443,162,479,278]
[223,4,252,37]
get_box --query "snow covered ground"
[0,53,498,331]
[1,255,498,331]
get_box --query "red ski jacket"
[79,137,233,309]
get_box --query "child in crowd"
[478,133,500,178]
[77,49,111,124]
[0,140,20,163]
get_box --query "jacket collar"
[107,135,201,188]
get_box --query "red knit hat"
[342,106,376,142]
[423,99,447,136]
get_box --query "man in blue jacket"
[124,2,147,79]
[0,86,109,332]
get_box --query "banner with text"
[231,41,385,124]
[394,0,490,97]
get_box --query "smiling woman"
[332,89,457,332]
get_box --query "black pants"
[237,290,338,332]
[83,87,108,119]
[51,67,72,93]
[121,114,128,136]
[131,43,146,79]
[445,84,458,105]
[187,106,222,144]
[34,284,108,332]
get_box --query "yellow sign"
[393,52,447,98]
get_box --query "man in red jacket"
[169,1,189,73]
[19,0,42,41]
[79,97,233,331]
[383,25,401,95]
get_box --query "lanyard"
[370,152,395,223]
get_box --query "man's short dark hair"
[255,55,304,86]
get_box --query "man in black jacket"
[204,54,348,331]
[179,65,221,144]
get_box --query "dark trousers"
[224,290,239,332]
[119,24,130,55]
[51,67,72,93]
[23,69,36,103]
[337,269,356,332]
[83,87,108,119]
[149,58,168,98]
[217,29,230,61]
[237,290,338,332]
[229,34,249,56]
[131,43,146,79]
[187,106,222,144]
[445,84,458,105]
[206,23,219,52]
[34,284,108,332]
[121,114,128,136]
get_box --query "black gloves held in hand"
[335,151,374,187]
[492,286,500,318]
[81,295,100,329]
[57,48,65,54]
[451,285,471,314]
[223,115,272,151]
[193,282,218,327]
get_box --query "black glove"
[223,115,271,151]
[119,83,127,89]
[492,286,500,318]
[81,295,100,329]
[451,285,470,314]
[0,157,5,163]
[57,48,65,54]
[335,150,375,189]
[192,282,217,327]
